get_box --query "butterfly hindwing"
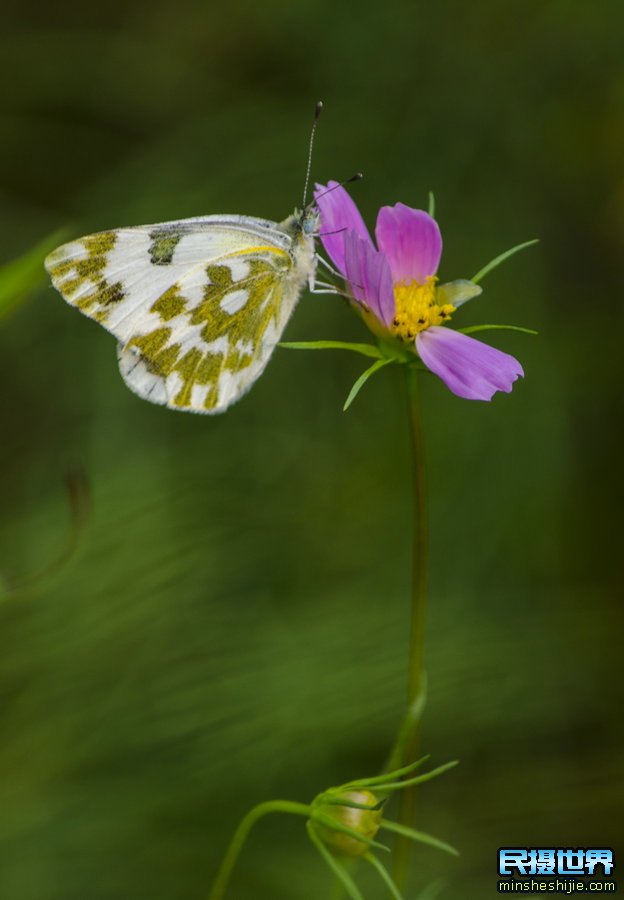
[46,216,313,413]
[117,248,292,412]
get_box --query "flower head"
[314,182,525,401]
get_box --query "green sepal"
[310,810,390,853]
[372,760,459,793]
[428,191,436,218]
[377,338,416,364]
[0,228,70,321]
[437,279,482,308]
[307,822,365,900]
[320,795,386,812]
[365,852,405,900]
[379,819,459,857]
[279,340,383,359]
[343,357,395,411]
[471,238,539,284]
[340,756,431,790]
[459,324,538,336]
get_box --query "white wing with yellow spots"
[45,214,317,413]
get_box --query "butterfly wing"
[45,216,314,413]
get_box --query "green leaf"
[0,228,69,322]
[365,853,404,900]
[279,340,383,359]
[471,238,539,284]
[379,819,459,857]
[343,358,395,411]
[459,324,538,336]
[428,191,436,218]
[307,823,365,900]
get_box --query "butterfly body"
[45,208,319,414]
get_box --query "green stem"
[208,800,311,900]
[392,367,429,890]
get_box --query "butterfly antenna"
[302,100,323,209]
[313,172,363,202]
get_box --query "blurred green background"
[1,1,622,898]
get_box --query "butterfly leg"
[309,255,351,297]
[310,282,351,298]
[316,254,343,279]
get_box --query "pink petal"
[415,327,524,401]
[375,204,442,284]
[313,181,373,275]
[344,230,395,327]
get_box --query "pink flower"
[314,182,524,401]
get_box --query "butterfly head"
[301,204,321,237]
[283,204,320,244]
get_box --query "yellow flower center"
[391,276,455,341]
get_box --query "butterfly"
[45,209,321,414]
[44,106,337,415]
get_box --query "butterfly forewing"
[46,216,313,413]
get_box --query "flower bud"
[312,789,382,857]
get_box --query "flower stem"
[208,800,312,900]
[392,366,429,889]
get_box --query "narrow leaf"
[380,819,459,857]
[365,853,404,900]
[0,228,69,321]
[471,238,539,284]
[307,823,365,900]
[280,340,383,359]
[343,358,394,411]
[459,324,538,336]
